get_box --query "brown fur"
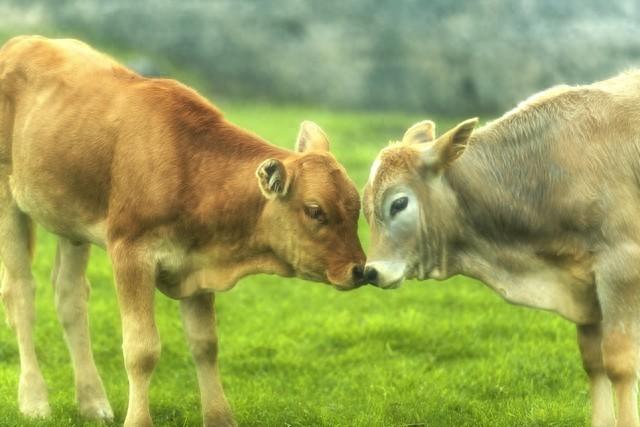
[0,36,365,425]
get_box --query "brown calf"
[0,36,365,426]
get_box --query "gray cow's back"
[449,70,640,248]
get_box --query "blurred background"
[3,0,640,115]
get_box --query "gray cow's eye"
[390,196,409,217]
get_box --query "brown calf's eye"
[304,204,327,224]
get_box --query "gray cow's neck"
[439,115,560,276]
[436,117,601,323]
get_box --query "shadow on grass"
[318,326,481,363]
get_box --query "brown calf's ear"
[418,118,478,169]
[402,119,436,144]
[295,121,330,152]
[256,159,289,199]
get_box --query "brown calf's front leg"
[577,323,615,427]
[181,293,235,427]
[111,243,161,427]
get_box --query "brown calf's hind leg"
[577,323,615,427]
[0,206,49,417]
[111,242,161,427]
[181,293,235,427]
[52,238,112,420]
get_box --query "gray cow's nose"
[364,266,379,286]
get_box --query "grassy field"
[0,102,589,427]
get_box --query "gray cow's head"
[362,118,478,288]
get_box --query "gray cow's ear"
[418,118,478,169]
[295,121,330,152]
[402,119,436,144]
[256,158,289,199]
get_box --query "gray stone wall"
[7,0,640,114]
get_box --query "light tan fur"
[0,36,365,426]
[364,71,640,427]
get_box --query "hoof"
[19,372,51,418]
[204,409,236,427]
[19,399,51,418]
[80,401,114,422]
[77,379,113,421]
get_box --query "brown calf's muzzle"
[325,240,367,290]
[327,259,367,290]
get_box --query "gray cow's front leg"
[181,293,235,427]
[596,245,640,427]
[577,323,615,427]
[601,322,640,427]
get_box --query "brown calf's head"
[256,121,366,290]
[362,118,478,288]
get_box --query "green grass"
[0,103,589,427]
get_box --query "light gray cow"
[363,71,640,427]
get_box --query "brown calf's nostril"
[351,264,365,284]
